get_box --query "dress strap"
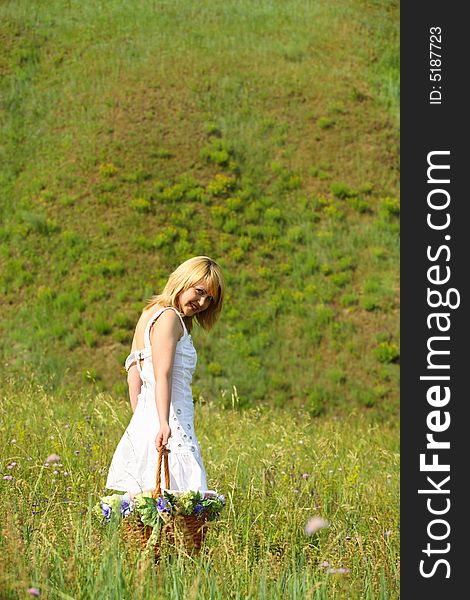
[124,348,152,372]
[143,306,186,348]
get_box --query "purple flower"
[319,561,330,568]
[217,494,225,504]
[301,473,309,480]
[100,502,111,520]
[28,588,40,597]
[156,497,170,514]
[3,475,13,481]
[194,503,204,516]
[120,499,133,517]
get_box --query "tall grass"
[0,379,399,599]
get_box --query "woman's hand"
[155,422,171,451]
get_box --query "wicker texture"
[123,447,208,558]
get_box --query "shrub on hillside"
[379,197,400,219]
[98,163,118,178]
[207,174,236,197]
[130,197,152,213]
[330,182,357,199]
[374,342,400,364]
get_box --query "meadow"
[0,0,400,597]
[1,379,399,599]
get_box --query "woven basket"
[123,447,208,558]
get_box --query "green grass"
[0,379,399,599]
[0,3,399,593]
[0,0,399,415]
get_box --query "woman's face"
[178,280,214,317]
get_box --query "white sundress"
[105,306,208,496]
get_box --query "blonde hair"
[145,256,225,332]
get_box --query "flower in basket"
[194,503,204,516]
[93,488,226,549]
[94,490,224,522]
[120,497,133,517]
[160,490,226,521]
[92,493,134,524]
[156,496,171,514]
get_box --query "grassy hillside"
[0,379,399,598]
[0,0,399,415]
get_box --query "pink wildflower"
[327,567,350,574]
[304,516,328,536]
[45,453,61,463]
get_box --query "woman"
[105,256,225,497]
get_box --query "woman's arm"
[149,310,183,449]
[126,325,143,412]
[127,363,142,413]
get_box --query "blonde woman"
[105,256,225,497]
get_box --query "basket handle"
[152,446,170,499]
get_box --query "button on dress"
[105,306,208,496]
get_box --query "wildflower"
[319,561,330,568]
[100,502,112,520]
[301,473,309,480]
[11,438,16,444]
[203,490,217,499]
[217,494,226,504]
[327,567,350,574]
[120,498,133,517]
[304,516,328,536]
[194,503,204,516]
[3,475,13,481]
[28,588,40,597]
[45,453,61,463]
[156,497,170,514]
